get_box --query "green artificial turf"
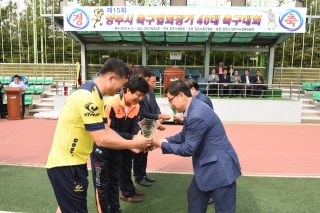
[0,165,319,213]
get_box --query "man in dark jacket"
[240,70,254,97]
[252,70,267,98]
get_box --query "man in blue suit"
[174,79,213,123]
[152,80,241,213]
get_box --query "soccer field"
[0,165,320,213]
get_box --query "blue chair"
[152,69,161,80]
[191,69,200,80]
[197,78,207,94]
[249,71,255,76]
[238,70,244,76]
[185,70,190,79]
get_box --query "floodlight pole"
[81,43,87,81]
[267,45,275,86]
[204,42,211,78]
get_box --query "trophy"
[138,118,158,138]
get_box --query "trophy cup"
[138,118,158,138]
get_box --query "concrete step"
[40,98,54,103]
[301,116,320,124]
[34,103,54,110]
[302,104,315,110]
[301,110,320,117]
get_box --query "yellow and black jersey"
[46,82,106,169]
[105,94,140,140]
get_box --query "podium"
[164,67,185,96]
[5,87,23,120]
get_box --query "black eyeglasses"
[168,95,177,104]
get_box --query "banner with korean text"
[63,6,307,33]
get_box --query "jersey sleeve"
[76,90,105,131]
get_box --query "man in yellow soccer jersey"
[46,58,152,213]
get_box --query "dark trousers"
[91,148,122,213]
[188,177,236,213]
[254,85,268,96]
[208,84,218,95]
[220,84,232,95]
[47,164,89,213]
[119,149,136,198]
[133,152,148,182]
[243,85,254,96]
[231,85,244,96]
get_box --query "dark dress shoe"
[135,189,144,196]
[136,179,151,186]
[120,194,142,203]
[145,175,156,182]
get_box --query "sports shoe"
[208,198,213,204]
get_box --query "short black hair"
[185,78,199,91]
[13,75,20,79]
[100,58,130,79]
[123,76,149,95]
[165,80,192,97]
[131,65,152,78]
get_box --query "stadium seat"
[185,70,191,79]
[34,85,44,94]
[0,76,3,83]
[1,85,8,94]
[238,70,244,76]
[197,78,207,93]
[249,71,255,76]
[3,76,11,85]
[36,77,45,85]
[152,69,161,79]
[28,77,37,85]
[311,82,320,90]
[44,77,54,85]
[302,82,313,91]
[312,92,320,101]
[24,95,33,106]
[191,70,200,79]
[25,85,35,95]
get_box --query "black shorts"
[47,164,88,213]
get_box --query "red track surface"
[0,118,319,176]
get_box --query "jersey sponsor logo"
[70,138,78,156]
[84,102,100,117]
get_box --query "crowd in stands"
[207,62,267,98]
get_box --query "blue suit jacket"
[196,91,213,110]
[139,91,161,120]
[162,98,241,191]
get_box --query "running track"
[0,118,319,177]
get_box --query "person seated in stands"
[207,68,219,96]
[228,64,235,76]
[253,70,267,98]
[241,70,254,98]
[9,75,28,115]
[215,61,225,79]
[173,79,213,123]
[219,69,232,98]
[230,70,243,97]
